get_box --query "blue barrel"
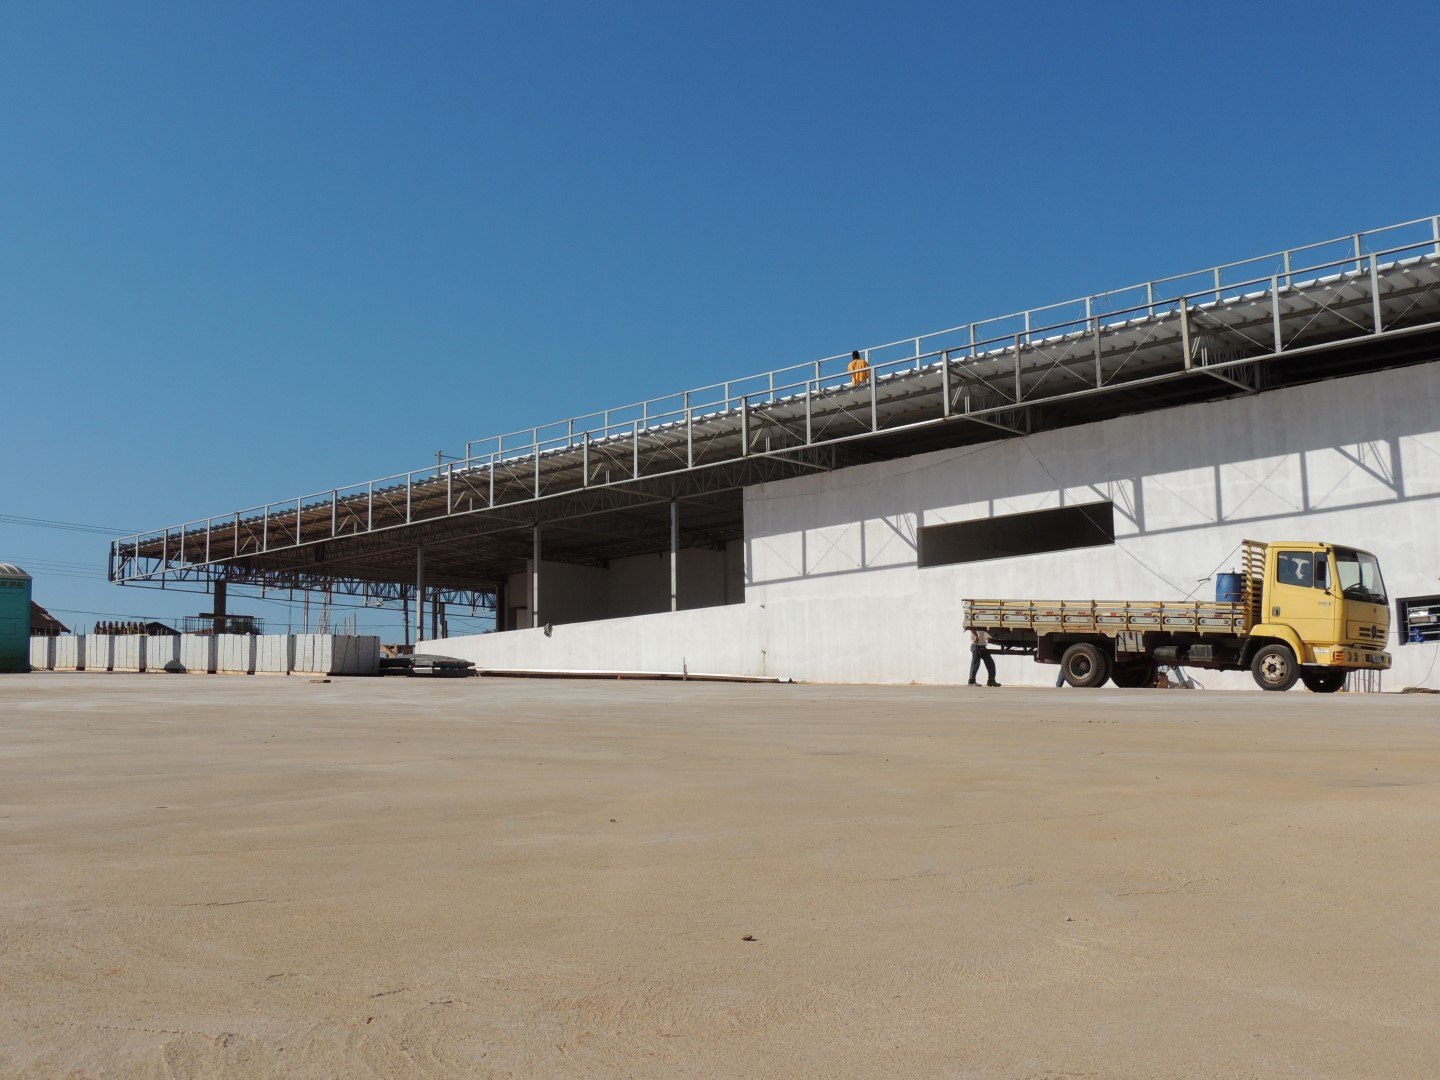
[1216,572,1244,603]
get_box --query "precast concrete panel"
[112,636,144,672]
[53,636,83,670]
[427,604,756,677]
[327,635,379,675]
[215,634,256,674]
[87,635,115,672]
[256,635,294,674]
[147,636,180,673]
[180,635,215,674]
[29,637,54,671]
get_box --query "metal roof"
[111,216,1440,604]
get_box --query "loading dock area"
[3,676,1439,1078]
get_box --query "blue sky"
[3,0,1438,637]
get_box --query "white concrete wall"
[215,634,257,674]
[293,634,380,674]
[256,635,294,674]
[147,635,181,672]
[28,634,379,676]
[53,635,83,670]
[181,635,214,674]
[112,636,144,672]
[29,637,54,671]
[422,603,757,676]
[433,361,1440,690]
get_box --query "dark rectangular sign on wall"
[918,502,1115,568]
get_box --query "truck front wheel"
[1251,643,1299,691]
[1061,643,1110,688]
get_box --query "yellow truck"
[962,540,1391,691]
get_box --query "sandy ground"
[1,674,1439,1079]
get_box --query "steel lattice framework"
[111,216,1440,614]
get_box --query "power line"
[0,513,133,535]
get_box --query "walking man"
[968,627,1001,687]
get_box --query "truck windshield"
[1334,548,1387,605]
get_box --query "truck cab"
[1249,542,1390,690]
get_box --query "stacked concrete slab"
[27,634,380,676]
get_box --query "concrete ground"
[2,674,1438,1079]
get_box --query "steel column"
[415,545,424,643]
[531,525,541,629]
[1370,258,1383,333]
[1271,276,1283,352]
[670,497,678,613]
[1092,320,1103,387]
[941,350,951,417]
[1013,335,1022,400]
[869,359,878,431]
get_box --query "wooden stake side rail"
[963,598,1252,636]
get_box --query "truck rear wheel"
[1300,669,1346,694]
[1061,643,1110,688]
[1251,643,1299,691]
[1110,659,1157,688]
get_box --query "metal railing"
[113,215,1440,575]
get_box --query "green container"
[0,563,33,673]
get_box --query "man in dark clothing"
[967,628,1001,686]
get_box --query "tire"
[1110,659,1157,688]
[1251,643,1300,692]
[1061,642,1111,688]
[1300,669,1346,694]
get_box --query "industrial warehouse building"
[110,218,1440,689]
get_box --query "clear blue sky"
[3,0,1438,638]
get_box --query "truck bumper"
[1311,646,1391,670]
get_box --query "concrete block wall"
[26,634,380,676]
[424,604,756,676]
[148,635,181,672]
[112,636,144,672]
[53,635,84,670]
[29,637,54,671]
[256,635,295,674]
[181,635,214,674]
[215,634,257,674]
